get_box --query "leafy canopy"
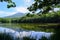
[0,0,16,8]
[28,0,60,14]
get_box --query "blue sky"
[0,0,60,17]
[0,0,34,17]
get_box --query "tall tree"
[0,0,16,8]
[28,0,60,14]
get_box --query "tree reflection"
[50,25,60,40]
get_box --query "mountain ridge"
[5,12,25,18]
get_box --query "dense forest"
[0,11,60,23]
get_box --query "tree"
[26,13,31,17]
[26,13,35,17]
[28,0,60,14]
[0,0,16,8]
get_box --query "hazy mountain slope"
[5,12,25,18]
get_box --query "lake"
[0,23,54,40]
[0,23,55,31]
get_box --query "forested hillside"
[11,11,60,23]
[0,11,60,23]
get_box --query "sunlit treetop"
[0,0,16,8]
[28,0,60,14]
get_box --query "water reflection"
[0,23,54,32]
[50,25,60,40]
[0,27,52,40]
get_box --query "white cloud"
[24,0,31,3]
[0,6,29,17]
[15,7,29,13]
[0,11,16,17]
[24,0,33,5]
[54,8,60,11]
[0,11,5,13]
[32,1,35,4]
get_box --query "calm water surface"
[0,23,53,40]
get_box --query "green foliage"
[0,0,16,8]
[13,11,60,23]
[26,13,31,17]
[0,11,60,23]
[26,13,36,17]
[28,0,60,13]
[7,2,16,8]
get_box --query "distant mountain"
[5,12,25,18]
